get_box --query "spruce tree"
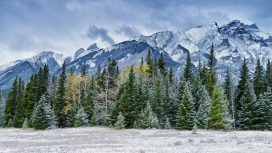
[4,77,18,125]
[54,61,67,128]
[255,87,272,130]
[13,78,25,128]
[208,84,230,130]
[253,59,265,98]
[265,59,272,90]
[136,102,159,129]
[234,59,250,128]
[168,65,174,84]
[176,83,195,130]
[183,52,193,82]
[206,43,217,97]
[237,79,259,130]
[145,48,153,76]
[158,52,167,76]
[22,118,29,129]
[74,107,89,127]
[115,112,125,130]
[224,68,234,120]
[0,91,5,127]
[83,76,96,124]
[32,95,55,130]
[192,73,210,129]
[152,77,164,123]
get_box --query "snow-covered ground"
[0,127,272,153]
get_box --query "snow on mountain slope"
[0,51,72,89]
[1,20,272,89]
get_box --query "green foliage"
[234,59,250,127]
[136,102,159,129]
[115,112,125,130]
[22,118,29,129]
[54,61,67,128]
[74,107,89,127]
[0,91,5,127]
[33,95,55,130]
[176,83,195,130]
[208,84,230,130]
[253,59,265,98]
[7,118,13,127]
[183,52,193,82]
[224,68,234,118]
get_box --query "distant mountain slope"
[0,51,72,89]
[1,20,272,89]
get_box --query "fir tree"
[54,61,67,128]
[237,79,259,130]
[0,91,5,127]
[33,95,55,130]
[224,68,234,120]
[4,77,18,125]
[115,112,125,130]
[234,59,250,128]
[208,84,230,130]
[183,52,193,82]
[66,107,76,127]
[191,73,210,129]
[137,102,159,129]
[253,59,265,99]
[265,59,272,90]
[206,43,217,97]
[152,77,164,123]
[13,78,25,128]
[176,83,195,130]
[22,118,29,129]
[158,52,167,76]
[7,118,13,127]
[168,65,174,84]
[83,76,96,124]
[145,48,153,75]
[74,107,89,127]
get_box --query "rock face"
[1,20,272,89]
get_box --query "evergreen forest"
[1,44,272,131]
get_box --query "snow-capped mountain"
[1,20,272,89]
[0,51,72,89]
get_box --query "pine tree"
[255,87,272,130]
[111,66,136,128]
[7,118,13,127]
[152,77,164,123]
[91,111,97,126]
[183,52,193,82]
[33,95,55,130]
[158,52,167,76]
[164,117,171,129]
[4,77,18,125]
[234,59,250,128]
[168,65,174,84]
[191,74,211,129]
[74,107,89,127]
[54,61,67,128]
[13,78,25,128]
[208,84,230,130]
[0,90,5,127]
[237,79,259,130]
[224,68,234,120]
[22,118,29,129]
[176,83,195,130]
[66,107,76,127]
[83,76,96,124]
[137,102,159,129]
[115,112,125,130]
[145,48,153,76]
[206,43,217,97]
[253,59,265,99]
[265,59,272,90]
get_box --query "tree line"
[0,44,272,131]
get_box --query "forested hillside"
[1,44,272,131]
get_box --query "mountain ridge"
[1,20,272,89]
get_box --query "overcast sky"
[1,0,272,65]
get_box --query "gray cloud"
[115,24,141,37]
[1,0,272,65]
[87,25,115,45]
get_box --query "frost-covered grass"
[0,127,272,153]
